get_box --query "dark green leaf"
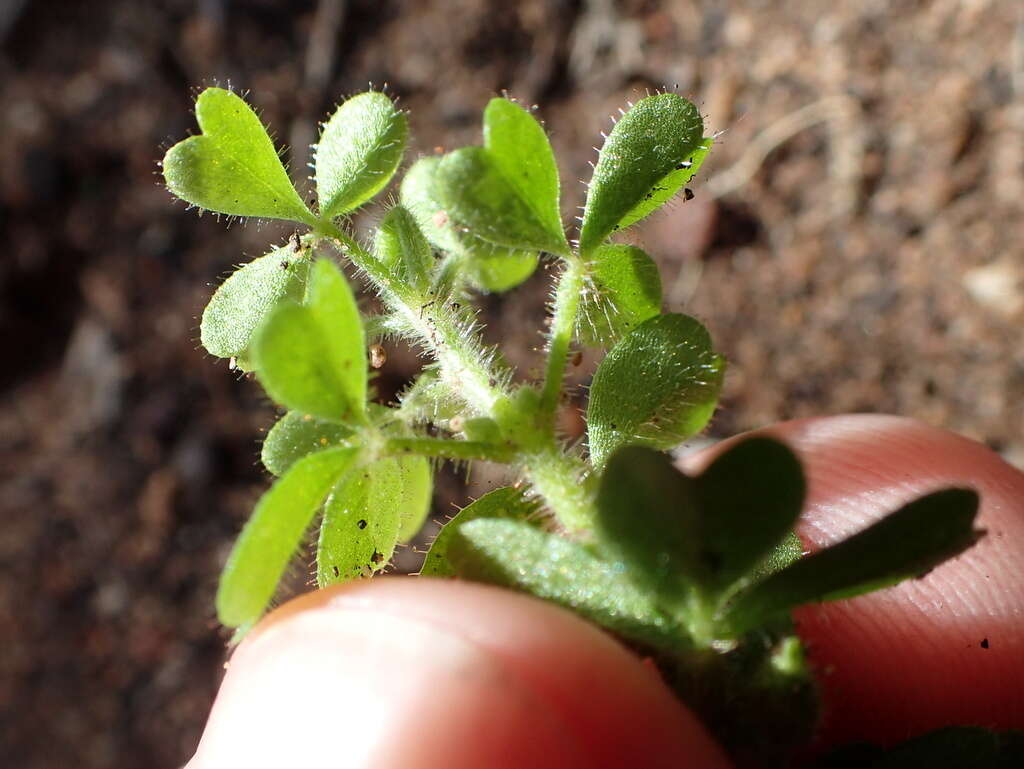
[578,244,661,347]
[596,446,702,604]
[616,138,713,231]
[253,259,366,422]
[725,488,982,634]
[200,244,310,361]
[587,313,724,468]
[482,98,567,253]
[261,410,355,477]
[162,88,315,225]
[216,446,357,630]
[450,518,681,648]
[579,93,704,255]
[373,205,433,295]
[420,487,538,577]
[692,437,805,592]
[316,457,406,585]
[315,92,407,219]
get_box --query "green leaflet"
[481,98,567,254]
[725,488,982,635]
[315,92,408,219]
[162,88,315,225]
[616,138,713,231]
[449,518,681,649]
[587,313,724,468]
[577,244,662,347]
[420,486,539,577]
[253,259,366,422]
[579,93,705,255]
[216,446,357,630]
[395,455,433,543]
[317,457,406,586]
[261,410,355,477]
[200,244,311,362]
[373,205,433,296]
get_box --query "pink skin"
[188,416,1024,768]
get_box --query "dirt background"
[2,0,1022,766]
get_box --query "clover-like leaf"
[216,446,357,630]
[579,93,704,255]
[420,486,539,577]
[725,488,982,635]
[449,518,680,649]
[200,243,311,362]
[482,98,567,253]
[616,138,713,232]
[577,244,662,347]
[401,156,540,292]
[317,457,407,586]
[253,259,366,422]
[587,313,724,468]
[315,92,408,220]
[261,410,355,477]
[373,205,433,296]
[163,88,315,225]
[433,147,568,255]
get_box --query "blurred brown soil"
[2,1,1022,767]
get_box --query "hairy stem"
[385,437,515,463]
[539,257,585,425]
[520,441,597,532]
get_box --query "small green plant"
[164,87,985,764]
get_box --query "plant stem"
[519,441,596,532]
[385,437,515,463]
[539,257,585,425]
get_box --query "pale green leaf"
[450,518,680,649]
[216,446,357,630]
[200,244,310,360]
[482,98,567,253]
[578,244,661,347]
[163,88,315,225]
[306,258,367,409]
[462,245,539,293]
[420,487,538,577]
[433,147,568,255]
[317,457,406,585]
[587,313,724,468]
[395,455,433,542]
[315,92,407,219]
[579,94,704,255]
[261,410,355,477]
[373,205,433,295]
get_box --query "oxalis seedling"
[163,87,997,766]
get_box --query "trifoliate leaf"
[420,486,539,577]
[316,457,406,586]
[315,92,407,219]
[579,93,704,255]
[482,98,567,254]
[216,446,357,630]
[433,147,568,255]
[577,244,661,347]
[200,244,310,361]
[261,410,355,477]
[587,313,724,468]
[253,259,366,422]
[616,138,712,232]
[449,518,681,649]
[373,204,433,295]
[162,88,315,225]
[725,488,982,635]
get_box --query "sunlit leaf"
[577,244,661,347]
[616,138,713,231]
[373,204,433,295]
[163,88,315,224]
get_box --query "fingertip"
[189,579,731,769]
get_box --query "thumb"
[188,578,731,769]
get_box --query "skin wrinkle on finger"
[190,580,732,769]
[688,414,1024,745]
